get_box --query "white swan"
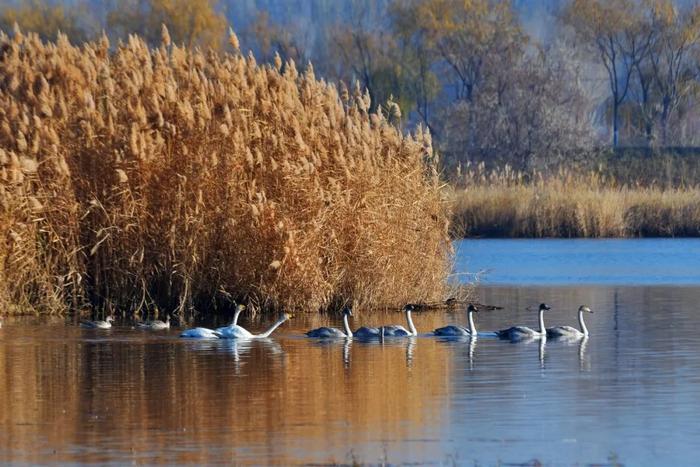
[217,312,292,339]
[434,304,478,336]
[306,306,353,338]
[80,316,114,329]
[180,327,222,339]
[354,305,417,338]
[496,303,550,340]
[231,303,246,326]
[214,303,248,333]
[547,305,593,338]
[136,315,170,330]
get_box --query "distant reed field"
[451,163,700,238]
[0,28,451,316]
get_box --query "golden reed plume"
[0,27,451,317]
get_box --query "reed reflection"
[0,322,454,465]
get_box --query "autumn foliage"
[0,28,451,316]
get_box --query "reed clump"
[0,28,451,316]
[452,163,700,237]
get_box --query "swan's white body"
[137,316,170,330]
[434,305,477,336]
[80,316,114,329]
[307,308,353,338]
[355,305,417,338]
[217,313,291,339]
[353,325,382,339]
[180,327,222,339]
[354,305,418,339]
[497,304,550,340]
[547,305,592,338]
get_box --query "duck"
[354,304,417,338]
[136,315,171,330]
[80,316,114,329]
[217,312,292,339]
[496,303,550,340]
[547,305,593,339]
[306,306,353,338]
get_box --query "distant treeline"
[5,0,700,175]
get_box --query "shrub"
[0,28,451,316]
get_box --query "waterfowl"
[214,303,248,335]
[547,305,593,339]
[231,303,246,326]
[180,327,222,339]
[306,306,353,338]
[80,316,114,329]
[217,312,292,339]
[354,305,417,338]
[434,304,478,336]
[136,315,171,330]
[496,303,550,340]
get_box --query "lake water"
[1,239,700,465]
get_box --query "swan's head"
[539,303,551,311]
[578,305,593,313]
[236,303,246,313]
[281,312,293,321]
[342,306,353,316]
[467,304,478,313]
[403,304,416,313]
[106,316,114,323]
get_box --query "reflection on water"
[1,286,700,464]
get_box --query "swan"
[214,303,248,334]
[180,327,223,339]
[306,306,353,338]
[136,315,170,330]
[496,303,550,340]
[354,304,417,338]
[80,316,114,329]
[547,305,593,338]
[231,303,246,326]
[434,304,478,336]
[217,312,292,339]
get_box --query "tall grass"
[452,163,700,237]
[0,27,451,316]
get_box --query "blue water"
[2,239,700,465]
[454,238,700,285]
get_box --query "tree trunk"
[613,101,619,147]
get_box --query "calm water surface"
[1,239,700,465]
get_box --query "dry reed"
[0,27,451,317]
[452,162,700,237]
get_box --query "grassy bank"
[0,28,451,317]
[451,164,700,237]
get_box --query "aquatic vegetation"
[452,164,700,237]
[0,27,450,316]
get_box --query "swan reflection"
[435,335,477,369]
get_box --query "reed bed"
[0,27,451,317]
[452,163,700,237]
